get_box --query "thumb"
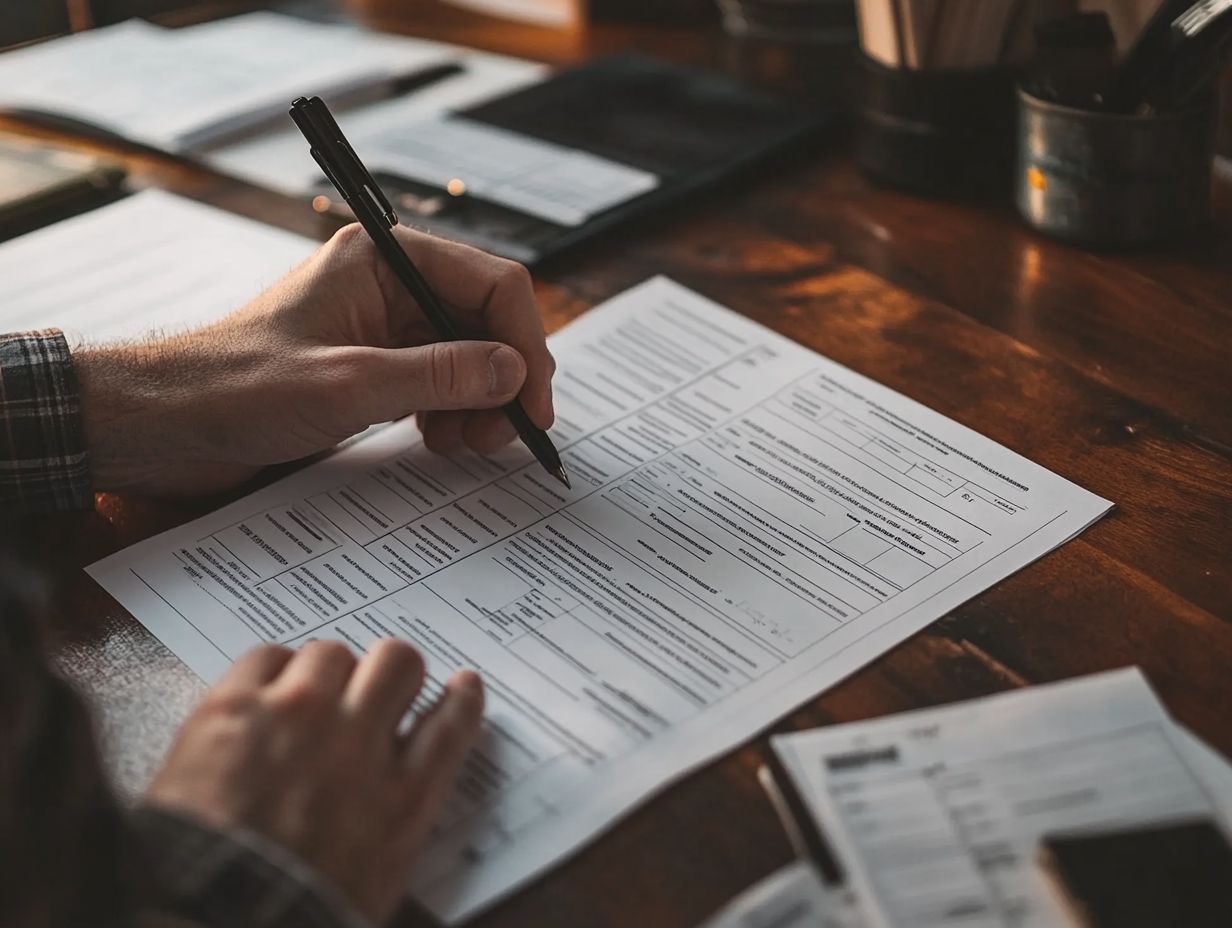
[359,341,526,420]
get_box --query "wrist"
[75,341,202,495]
[74,329,280,497]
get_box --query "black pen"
[289,95,570,490]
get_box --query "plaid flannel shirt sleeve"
[130,806,373,928]
[0,329,93,512]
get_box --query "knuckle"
[370,637,424,671]
[270,677,333,715]
[497,260,533,294]
[304,639,357,669]
[253,643,293,664]
[428,342,461,402]
[329,222,370,257]
[202,687,261,720]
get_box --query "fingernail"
[451,669,483,693]
[450,670,486,713]
[487,346,522,397]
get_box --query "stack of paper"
[0,190,317,342]
[767,669,1232,928]
[0,13,457,152]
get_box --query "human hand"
[144,639,484,925]
[75,224,555,495]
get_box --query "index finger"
[212,644,294,695]
[390,227,555,428]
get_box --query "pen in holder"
[1015,86,1218,247]
[857,53,1018,198]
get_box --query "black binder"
[339,53,831,265]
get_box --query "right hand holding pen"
[144,639,484,925]
[76,223,556,497]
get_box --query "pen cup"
[856,53,1019,199]
[1015,87,1218,247]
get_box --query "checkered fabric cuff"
[0,330,92,512]
[130,805,373,928]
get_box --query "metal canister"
[1016,87,1217,247]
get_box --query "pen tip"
[553,465,572,490]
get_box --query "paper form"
[0,190,317,343]
[207,53,549,196]
[698,860,867,928]
[0,13,456,152]
[360,114,659,226]
[86,277,1110,922]
[771,669,1232,928]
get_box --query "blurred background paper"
[0,13,458,151]
[439,0,581,27]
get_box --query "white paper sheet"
[0,13,456,151]
[698,860,866,928]
[361,114,659,226]
[771,668,1232,928]
[0,190,317,343]
[443,0,578,27]
[87,276,1110,922]
[207,52,549,196]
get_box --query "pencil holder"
[856,53,1018,198]
[1016,87,1218,247]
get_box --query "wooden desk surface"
[9,11,1232,928]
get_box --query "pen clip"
[304,96,398,227]
[291,96,399,228]
[308,148,343,192]
[338,136,398,227]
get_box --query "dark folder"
[335,53,831,265]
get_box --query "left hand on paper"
[145,639,485,925]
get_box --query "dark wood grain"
[5,11,1232,928]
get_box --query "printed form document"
[88,277,1111,921]
[771,669,1232,928]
